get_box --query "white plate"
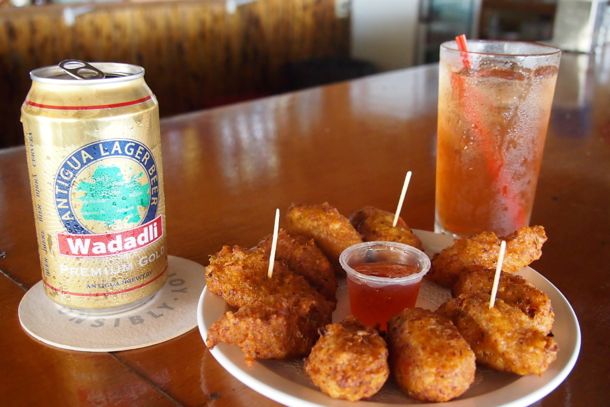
[197,230,580,407]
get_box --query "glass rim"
[339,241,431,285]
[441,39,561,58]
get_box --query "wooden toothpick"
[489,240,507,308]
[267,208,280,278]
[393,170,412,227]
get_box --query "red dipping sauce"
[347,263,422,330]
[340,242,431,331]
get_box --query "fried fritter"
[438,294,558,376]
[427,225,547,288]
[207,296,331,363]
[350,206,423,250]
[205,245,329,309]
[387,308,475,402]
[205,245,334,362]
[285,202,362,268]
[453,269,554,334]
[257,229,337,301]
[305,318,389,401]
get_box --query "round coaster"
[18,255,205,352]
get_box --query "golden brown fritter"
[257,229,337,301]
[427,226,547,288]
[304,318,389,401]
[207,296,331,363]
[205,245,334,362]
[350,206,423,250]
[205,245,328,309]
[438,294,558,376]
[387,308,475,402]
[285,202,362,268]
[453,269,554,334]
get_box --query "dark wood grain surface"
[1,51,609,406]
[0,0,350,147]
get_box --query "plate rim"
[197,230,581,407]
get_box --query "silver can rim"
[30,62,145,85]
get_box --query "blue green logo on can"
[54,139,160,235]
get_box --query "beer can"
[21,61,168,313]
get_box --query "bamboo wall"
[0,0,350,147]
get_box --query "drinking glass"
[435,40,561,237]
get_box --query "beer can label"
[54,139,162,256]
[26,133,167,310]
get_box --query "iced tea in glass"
[435,41,561,237]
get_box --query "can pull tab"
[59,59,106,80]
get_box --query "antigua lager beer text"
[21,61,167,312]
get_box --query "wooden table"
[1,51,609,406]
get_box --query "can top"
[30,62,144,85]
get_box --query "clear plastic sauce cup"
[339,241,431,330]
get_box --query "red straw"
[455,34,472,69]
[452,34,525,229]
